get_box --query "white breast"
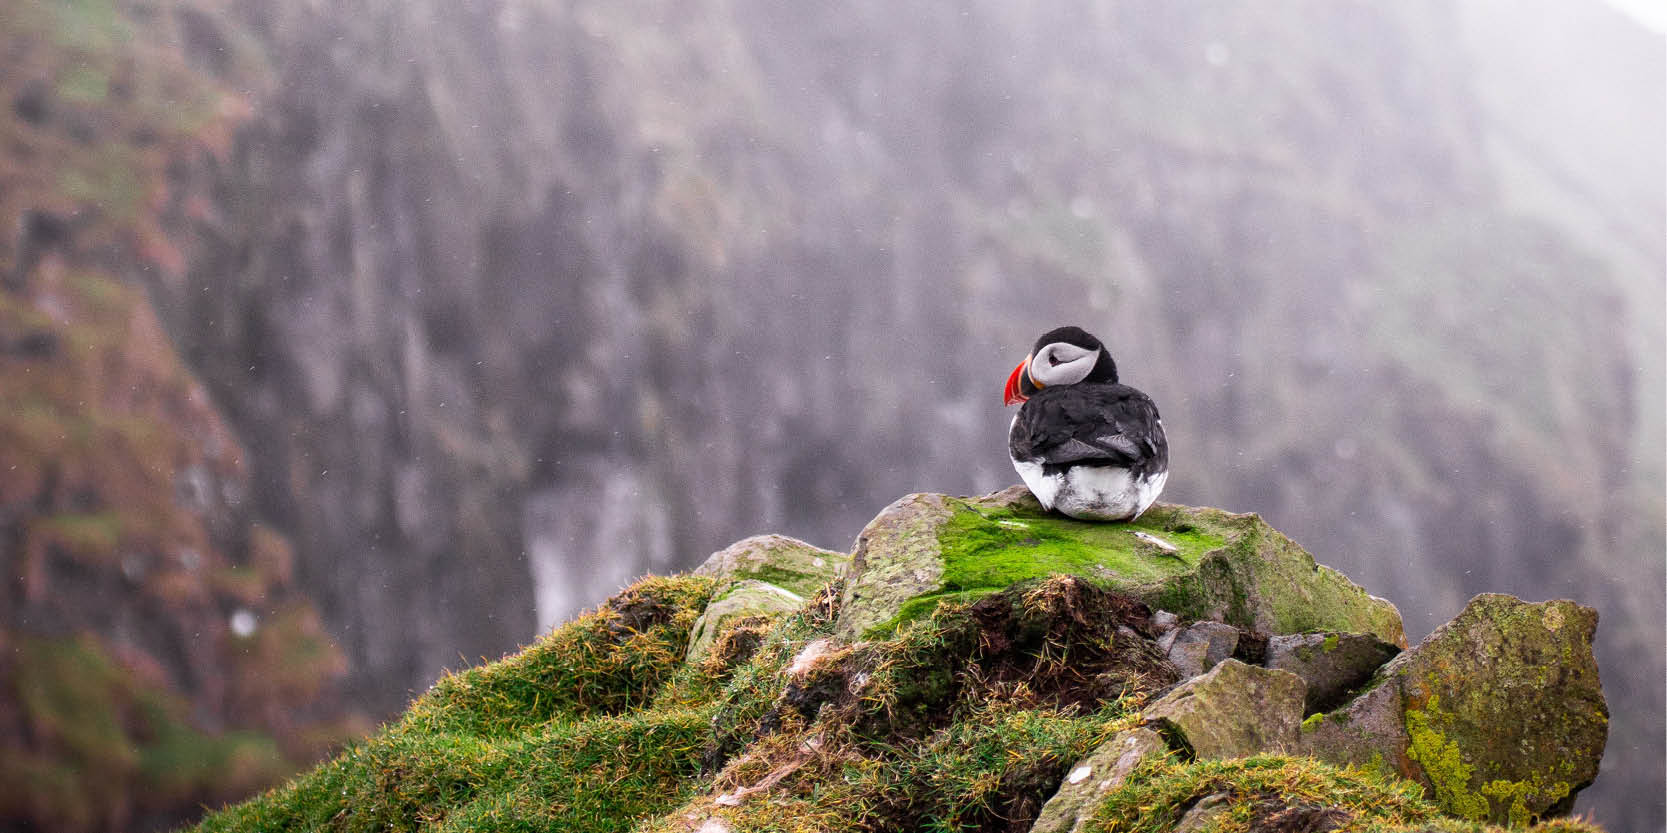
[1012,460,1167,522]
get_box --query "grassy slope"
[191,574,1606,833]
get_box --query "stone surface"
[1298,594,1607,825]
[835,494,957,639]
[1266,631,1400,713]
[686,535,849,662]
[1165,621,1240,678]
[1031,727,1167,833]
[1166,640,1210,679]
[685,580,805,662]
[835,487,1404,645]
[1173,793,1232,832]
[693,534,850,598]
[1143,659,1307,759]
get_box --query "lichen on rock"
[1297,593,1607,824]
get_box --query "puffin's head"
[1003,325,1119,406]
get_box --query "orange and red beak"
[1003,355,1032,406]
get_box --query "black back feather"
[1009,383,1168,478]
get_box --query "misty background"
[0,0,1661,830]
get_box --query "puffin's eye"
[1048,353,1063,366]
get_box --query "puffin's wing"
[1012,385,1167,469]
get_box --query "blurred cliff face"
[0,2,360,829]
[2,0,1661,828]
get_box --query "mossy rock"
[1298,593,1607,825]
[692,534,848,599]
[1032,728,1167,833]
[1074,755,1606,833]
[1141,659,1307,760]
[685,580,803,663]
[835,486,1405,646]
[686,535,848,663]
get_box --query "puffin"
[1002,326,1169,521]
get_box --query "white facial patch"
[1029,343,1099,387]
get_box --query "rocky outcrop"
[837,487,1405,646]
[1109,592,1608,825]
[829,490,1607,826]
[186,492,1610,833]
[130,10,1661,826]
[7,0,1659,826]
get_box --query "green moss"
[1301,713,1325,733]
[1322,633,1341,653]
[741,563,824,598]
[1081,755,1439,833]
[869,500,1225,635]
[943,501,1227,586]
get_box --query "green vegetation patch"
[399,575,715,737]
[1,634,292,826]
[12,633,140,774]
[667,576,1168,833]
[193,577,723,833]
[196,710,711,833]
[878,499,1225,634]
[195,574,1179,833]
[1085,755,1437,833]
[739,564,824,599]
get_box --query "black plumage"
[1008,383,1168,480]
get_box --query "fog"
[1,0,1661,829]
